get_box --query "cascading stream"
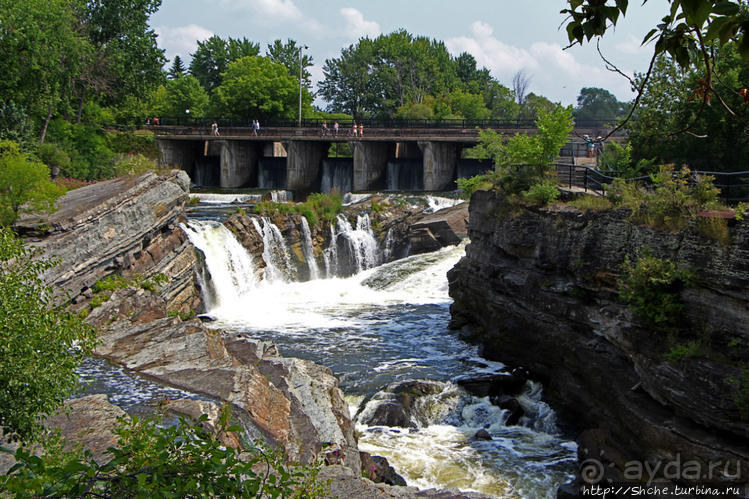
[183,202,576,498]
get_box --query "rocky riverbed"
[6,171,485,498]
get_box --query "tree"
[521,93,557,120]
[574,87,627,122]
[266,39,313,88]
[156,75,210,118]
[213,57,310,121]
[448,90,490,120]
[0,141,66,226]
[562,1,749,134]
[77,0,166,113]
[0,0,89,142]
[189,36,260,92]
[626,44,749,171]
[512,70,532,106]
[0,226,96,441]
[168,55,186,79]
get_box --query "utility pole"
[298,45,308,128]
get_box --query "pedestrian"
[584,134,594,158]
[333,121,339,137]
[352,122,357,137]
[321,121,328,136]
[595,136,604,158]
[252,120,259,136]
[256,120,261,136]
[153,117,159,126]
[211,121,219,136]
[358,123,364,137]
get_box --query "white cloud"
[615,33,650,55]
[446,21,637,105]
[155,24,213,61]
[340,8,381,40]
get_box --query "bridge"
[154,119,617,194]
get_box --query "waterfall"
[325,214,380,277]
[383,228,395,262]
[300,217,320,281]
[181,220,257,310]
[320,159,353,194]
[323,224,337,278]
[251,217,293,283]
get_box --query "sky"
[150,0,669,107]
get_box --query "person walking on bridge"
[211,121,219,136]
[333,121,339,137]
[351,122,358,137]
[358,123,364,137]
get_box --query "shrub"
[522,179,560,206]
[664,340,703,363]
[457,173,493,200]
[0,228,96,440]
[569,194,613,212]
[113,154,160,177]
[37,143,71,176]
[106,132,159,158]
[619,249,694,326]
[1,412,329,497]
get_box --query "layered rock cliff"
[448,191,749,486]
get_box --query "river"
[178,198,577,498]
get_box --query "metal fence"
[554,163,749,202]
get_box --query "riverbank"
[447,190,749,490]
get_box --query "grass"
[569,194,613,212]
[254,193,343,227]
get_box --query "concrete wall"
[285,140,329,195]
[353,142,395,191]
[419,141,461,191]
[219,141,261,188]
[157,139,201,180]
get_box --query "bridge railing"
[147,116,618,131]
[554,163,749,202]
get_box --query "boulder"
[408,203,468,255]
[358,380,445,428]
[1,395,127,474]
[473,429,492,440]
[360,451,408,486]
[455,373,527,398]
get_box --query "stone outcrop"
[408,203,468,255]
[358,380,445,428]
[87,287,360,472]
[0,395,127,474]
[19,170,202,315]
[448,191,749,486]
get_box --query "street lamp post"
[298,45,308,128]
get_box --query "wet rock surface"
[358,380,446,428]
[448,191,749,484]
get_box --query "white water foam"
[300,216,320,280]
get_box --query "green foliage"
[1,413,328,497]
[37,143,71,177]
[574,87,627,122]
[522,179,560,206]
[92,273,168,294]
[266,38,314,87]
[214,56,309,121]
[255,193,343,227]
[0,102,34,146]
[106,132,158,158]
[606,165,728,237]
[157,75,210,118]
[112,154,159,177]
[46,120,116,180]
[0,228,97,440]
[0,140,66,226]
[168,55,186,79]
[618,249,694,326]
[457,173,494,200]
[569,194,614,212]
[664,340,703,363]
[189,36,260,92]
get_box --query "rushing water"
[184,214,577,498]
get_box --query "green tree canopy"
[168,55,187,79]
[574,87,627,122]
[189,36,260,92]
[266,39,313,88]
[213,56,311,121]
[0,141,65,225]
[0,226,96,441]
[153,75,210,118]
